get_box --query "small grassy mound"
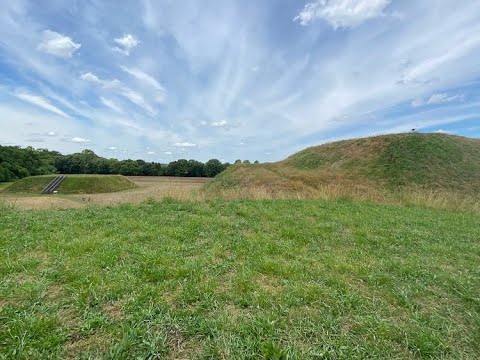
[207,133,480,197]
[1,175,56,193]
[1,175,137,194]
[57,175,137,194]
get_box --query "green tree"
[205,159,223,177]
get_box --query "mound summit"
[208,133,480,195]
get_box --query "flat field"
[0,177,209,210]
[0,199,479,359]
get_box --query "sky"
[1,0,480,163]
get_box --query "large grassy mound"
[0,199,478,358]
[207,133,480,196]
[1,175,137,194]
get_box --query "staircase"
[41,175,66,194]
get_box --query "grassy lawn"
[0,199,479,359]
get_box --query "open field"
[0,199,479,358]
[0,177,209,210]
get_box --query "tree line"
[0,146,231,182]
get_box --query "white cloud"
[427,93,463,105]
[412,93,464,107]
[210,120,228,128]
[108,146,117,150]
[100,97,123,113]
[47,131,57,136]
[173,142,197,148]
[294,0,391,28]
[164,151,173,155]
[81,73,154,113]
[120,66,166,102]
[71,137,91,143]
[147,151,155,155]
[80,72,121,89]
[37,30,81,58]
[120,88,154,113]
[15,92,69,118]
[435,129,450,134]
[113,34,139,55]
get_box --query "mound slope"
[208,133,480,195]
[2,175,137,194]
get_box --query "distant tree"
[234,159,242,164]
[205,159,223,177]
[186,160,205,177]
[0,145,58,181]
[254,160,260,164]
[222,162,231,172]
[119,160,142,176]
[243,160,251,164]
[165,159,189,176]
[0,144,232,181]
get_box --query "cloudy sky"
[1,0,479,162]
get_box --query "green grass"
[0,175,56,193]
[57,175,137,194]
[1,175,136,194]
[1,199,479,359]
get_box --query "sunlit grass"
[1,199,479,358]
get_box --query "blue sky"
[1,0,479,163]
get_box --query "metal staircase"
[41,175,66,194]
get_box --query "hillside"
[207,133,480,196]
[1,175,137,194]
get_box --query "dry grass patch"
[64,331,112,360]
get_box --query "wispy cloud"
[294,0,391,28]
[120,88,154,113]
[100,97,123,113]
[412,93,464,107]
[120,66,166,102]
[1,1,480,162]
[173,142,197,148]
[15,91,69,118]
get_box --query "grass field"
[0,177,209,210]
[1,199,479,359]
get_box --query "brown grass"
[2,174,479,213]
